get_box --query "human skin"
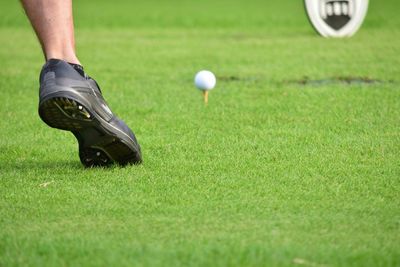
[21,0,81,64]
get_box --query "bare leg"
[21,0,80,64]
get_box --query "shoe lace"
[69,63,102,94]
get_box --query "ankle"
[45,50,81,65]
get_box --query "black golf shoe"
[38,59,142,167]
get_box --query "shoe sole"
[39,94,141,167]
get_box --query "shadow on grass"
[1,159,130,175]
[286,76,396,86]
[1,159,83,173]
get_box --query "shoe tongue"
[69,63,86,78]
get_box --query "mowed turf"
[0,0,399,266]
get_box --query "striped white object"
[305,0,369,38]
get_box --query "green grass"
[1,0,399,266]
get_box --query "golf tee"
[203,91,209,104]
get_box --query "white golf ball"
[194,70,216,91]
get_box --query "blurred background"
[0,0,399,30]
